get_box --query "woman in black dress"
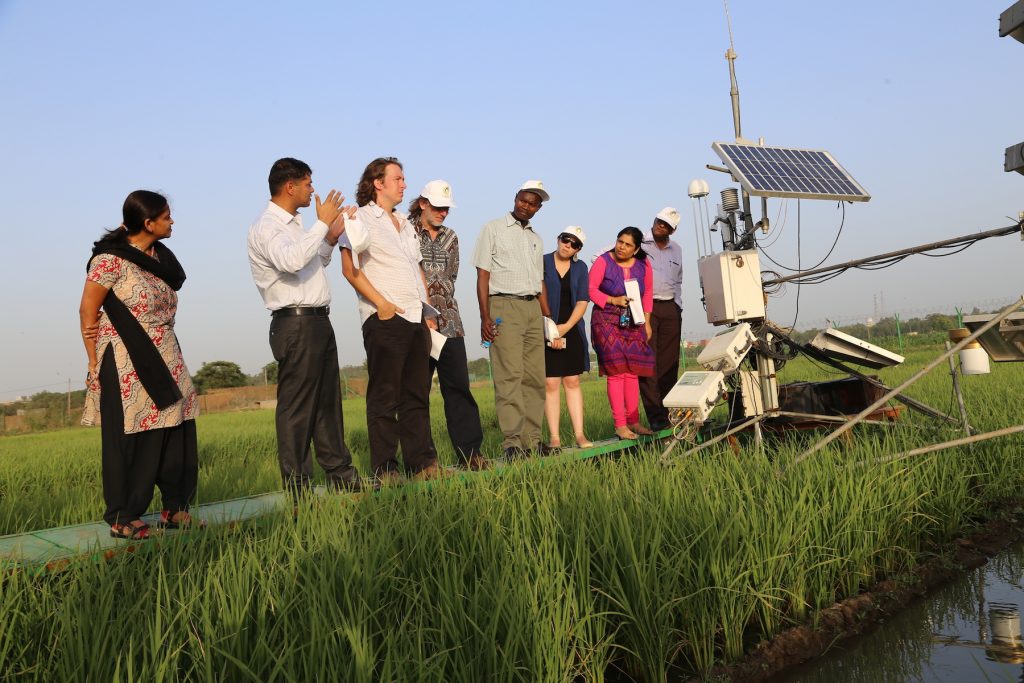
[542,226,593,449]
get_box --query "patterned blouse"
[417,224,465,338]
[81,253,199,434]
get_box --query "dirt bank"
[697,502,1024,683]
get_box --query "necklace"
[128,240,154,256]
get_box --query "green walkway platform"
[0,429,674,568]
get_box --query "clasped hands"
[316,190,357,246]
[548,321,573,350]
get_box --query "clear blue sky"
[1,1,1021,400]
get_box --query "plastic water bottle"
[481,317,503,348]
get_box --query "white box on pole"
[698,250,766,326]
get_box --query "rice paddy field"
[2,343,1024,681]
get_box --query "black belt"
[491,293,538,301]
[271,306,330,318]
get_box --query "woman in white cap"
[542,226,593,450]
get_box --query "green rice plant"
[2,342,1024,679]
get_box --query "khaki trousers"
[488,296,545,449]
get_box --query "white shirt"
[247,201,335,310]
[340,203,426,325]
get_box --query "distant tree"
[259,361,278,385]
[467,357,490,379]
[193,361,248,395]
[924,313,957,332]
[341,362,368,380]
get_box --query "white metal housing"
[697,323,756,373]
[663,371,726,422]
[698,251,766,326]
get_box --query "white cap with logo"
[655,206,681,230]
[560,225,587,244]
[518,180,550,203]
[420,180,456,208]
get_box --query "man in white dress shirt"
[339,157,440,482]
[247,157,361,495]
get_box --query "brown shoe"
[375,470,404,488]
[466,454,491,471]
[628,423,654,436]
[412,462,445,482]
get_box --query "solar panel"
[712,142,871,202]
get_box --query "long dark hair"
[407,196,425,228]
[356,157,402,207]
[616,226,647,260]
[93,190,169,248]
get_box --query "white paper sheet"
[624,278,645,325]
[429,329,447,360]
[542,316,560,342]
[422,301,440,319]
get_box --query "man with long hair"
[247,157,362,496]
[340,157,440,482]
[409,180,487,470]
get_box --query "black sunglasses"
[559,234,582,250]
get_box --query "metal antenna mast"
[724,0,742,141]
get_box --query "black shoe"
[503,446,528,462]
[328,476,364,493]
[536,443,561,456]
[649,420,670,432]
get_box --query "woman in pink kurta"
[79,190,199,540]
[588,227,655,440]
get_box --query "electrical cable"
[790,200,802,330]
[773,224,1014,286]
[757,201,846,272]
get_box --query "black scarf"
[88,240,187,409]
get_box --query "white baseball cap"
[518,180,550,203]
[655,206,681,230]
[559,225,587,245]
[420,180,456,208]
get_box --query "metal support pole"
[945,341,973,437]
[863,425,1024,466]
[793,296,1024,465]
[664,414,765,461]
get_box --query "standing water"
[775,542,1024,682]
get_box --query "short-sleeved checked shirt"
[472,213,543,296]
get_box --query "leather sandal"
[110,520,151,540]
[157,510,205,530]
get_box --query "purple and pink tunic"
[588,252,655,377]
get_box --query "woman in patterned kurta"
[79,191,199,540]
[589,227,655,440]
